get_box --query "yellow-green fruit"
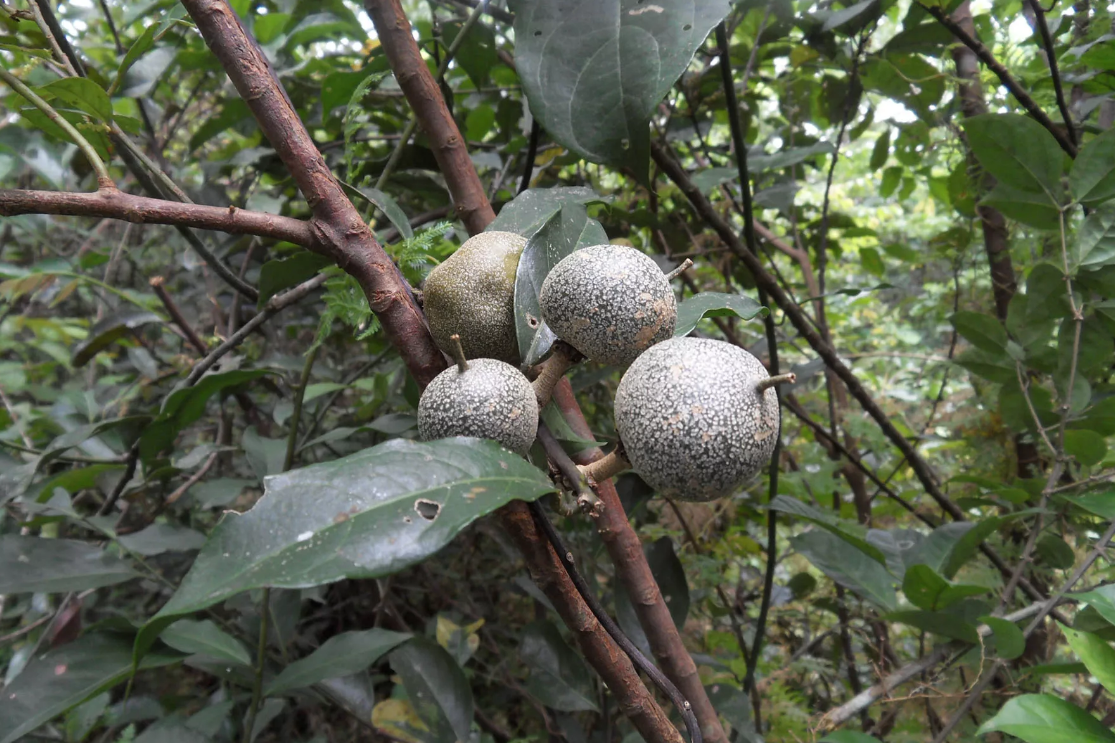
[424,231,527,365]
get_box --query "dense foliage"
[2,0,1115,742]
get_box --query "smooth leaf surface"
[1071,127,1115,206]
[511,0,730,180]
[981,616,1025,660]
[770,495,887,564]
[72,310,162,368]
[1074,203,1115,270]
[977,693,1115,742]
[790,529,897,610]
[159,620,251,666]
[138,438,553,660]
[487,187,606,236]
[951,311,1008,353]
[963,114,1065,202]
[674,292,768,337]
[886,609,979,643]
[0,634,181,743]
[521,620,598,712]
[512,203,607,365]
[0,535,137,594]
[389,637,474,743]
[266,628,410,697]
[1062,624,1115,692]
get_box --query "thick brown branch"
[0,188,317,246]
[365,0,497,235]
[498,503,684,743]
[553,381,729,743]
[922,3,1077,157]
[180,0,445,387]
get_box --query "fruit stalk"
[531,341,581,407]
[756,372,796,393]
[664,258,694,282]
[579,447,631,483]
[448,333,469,373]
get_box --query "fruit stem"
[664,258,694,282]
[448,334,469,373]
[756,372,796,393]
[578,447,631,484]
[532,341,582,407]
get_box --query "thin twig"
[242,588,271,743]
[151,276,208,355]
[518,119,541,194]
[1027,0,1076,147]
[284,345,320,470]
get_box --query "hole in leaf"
[526,313,540,329]
[683,23,692,30]
[534,30,542,36]
[415,499,441,521]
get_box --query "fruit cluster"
[416,232,792,502]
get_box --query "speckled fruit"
[539,245,676,367]
[418,358,539,455]
[614,337,779,501]
[424,231,527,365]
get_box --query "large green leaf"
[158,619,251,666]
[137,438,553,660]
[520,620,598,712]
[963,114,1065,203]
[1071,127,1115,207]
[0,633,181,743]
[0,535,137,594]
[977,694,1115,742]
[266,629,411,697]
[790,529,897,610]
[950,311,1008,353]
[769,496,886,564]
[36,78,113,123]
[886,609,979,643]
[487,187,606,236]
[674,293,768,337]
[901,564,987,610]
[512,203,607,365]
[389,637,474,743]
[1078,584,1115,627]
[511,0,730,180]
[71,310,163,368]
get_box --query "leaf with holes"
[136,438,553,663]
[511,0,730,181]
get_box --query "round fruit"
[424,231,527,365]
[418,356,539,455]
[613,337,782,501]
[539,245,676,367]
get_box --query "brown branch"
[0,188,317,246]
[921,2,1077,157]
[365,0,497,235]
[1027,0,1077,148]
[181,0,445,387]
[499,502,684,743]
[150,276,208,355]
[553,381,730,743]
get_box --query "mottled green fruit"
[418,358,539,455]
[539,245,676,367]
[614,337,779,501]
[424,231,527,365]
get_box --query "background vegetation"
[1,0,1114,742]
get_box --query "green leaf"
[266,629,411,697]
[821,733,882,743]
[1071,128,1115,206]
[1061,490,1115,520]
[511,0,730,181]
[257,251,332,308]
[137,438,553,661]
[0,535,137,594]
[1065,429,1107,466]
[950,311,1008,353]
[902,564,988,610]
[139,366,274,461]
[488,187,607,236]
[389,637,474,743]
[110,23,160,96]
[963,114,1065,202]
[940,517,1004,579]
[36,78,113,123]
[862,54,944,118]
[72,310,163,368]
[860,247,885,277]
[691,167,738,193]
[0,633,181,743]
[512,204,607,365]
[750,142,835,172]
[159,620,251,666]
[342,184,414,241]
[117,523,206,556]
[981,181,1062,230]
[1062,624,1115,691]
[981,616,1025,660]
[769,496,887,565]
[1078,585,1115,627]
[1074,203,1115,270]
[886,609,980,643]
[789,529,897,610]
[520,620,598,712]
[977,693,1115,743]
[674,292,768,337]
